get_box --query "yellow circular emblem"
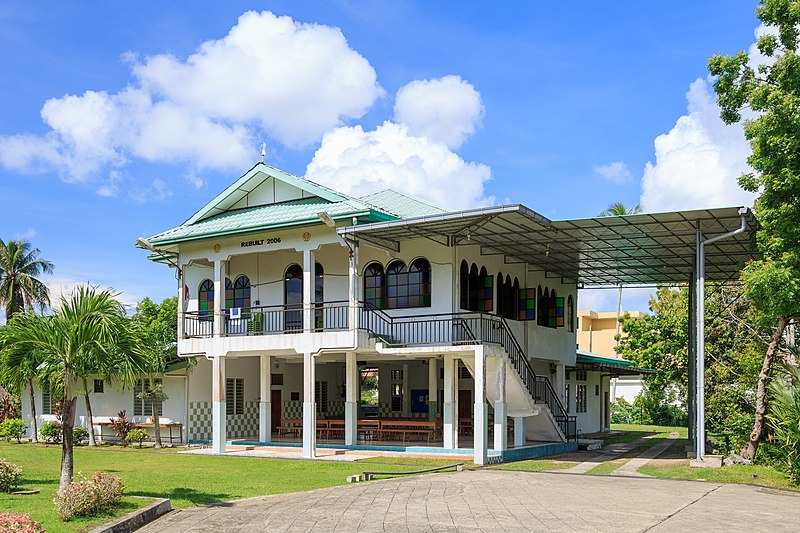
[213,244,221,253]
[302,232,311,242]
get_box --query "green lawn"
[0,443,445,532]
[639,462,799,491]
[604,424,688,444]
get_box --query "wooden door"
[271,389,282,432]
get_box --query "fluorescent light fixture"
[317,211,336,228]
[136,237,157,252]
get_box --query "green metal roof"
[359,189,446,219]
[149,198,396,246]
[183,163,350,226]
[575,350,657,375]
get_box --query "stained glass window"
[518,287,536,321]
[548,290,565,328]
[229,276,251,310]
[315,262,324,329]
[284,264,303,332]
[459,260,469,310]
[198,279,214,321]
[567,295,574,332]
[408,258,431,307]
[468,264,479,311]
[386,260,408,309]
[364,262,386,309]
[477,267,493,312]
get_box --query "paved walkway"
[139,469,800,532]
[564,433,677,475]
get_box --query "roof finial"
[260,142,266,163]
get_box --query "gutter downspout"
[695,209,748,462]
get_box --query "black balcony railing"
[357,302,577,441]
[181,301,350,338]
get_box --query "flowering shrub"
[0,512,45,533]
[0,460,21,493]
[53,472,125,521]
[39,421,61,443]
[125,428,150,448]
[0,419,27,443]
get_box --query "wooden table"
[379,419,437,443]
[278,418,303,438]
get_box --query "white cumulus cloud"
[594,161,633,184]
[393,75,484,148]
[639,78,756,212]
[305,121,493,210]
[0,11,383,194]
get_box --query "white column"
[556,363,566,407]
[259,355,271,442]
[213,259,225,337]
[494,356,507,452]
[302,351,316,458]
[428,358,439,422]
[402,363,410,416]
[473,347,488,465]
[443,354,457,449]
[345,352,358,446]
[513,417,525,447]
[177,265,185,340]
[303,249,315,333]
[348,240,359,335]
[211,355,226,454]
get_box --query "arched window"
[512,278,520,320]
[231,276,251,310]
[496,273,504,316]
[478,267,493,312]
[469,264,479,311]
[504,275,514,319]
[567,295,574,332]
[460,260,469,310]
[364,262,385,309]
[386,260,408,309]
[409,258,432,307]
[224,277,233,308]
[315,262,324,329]
[284,264,303,331]
[549,289,558,328]
[198,279,214,321]
[537,286,545,326]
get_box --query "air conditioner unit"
[228,307,242,320]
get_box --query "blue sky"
[0,1,761,317]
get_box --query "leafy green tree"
[0,286,145,489]
[0,349,45,443]
[132,297,178,448]
[708,0,800,459]
[0,239,53,322]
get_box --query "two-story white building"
[20,161,755,465]
[136,162,755,464]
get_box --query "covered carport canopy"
[338,204,757,286]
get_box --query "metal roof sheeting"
[338,204,757,286]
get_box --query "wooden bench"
[278,418,303,438]
[97,422,183,444]
[378,420,437,443]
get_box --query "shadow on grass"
[19,476,59,486]
[129,487,233,506]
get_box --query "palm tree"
[0,286,145,489]
[0,239,54,322]
[0,349,45,443]
[598,202,642,217]
[598,202,643,346]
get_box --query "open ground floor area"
[140,468,800,533]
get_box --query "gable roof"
[183,163,349,226]
[148,197,396,246]
[144,165,449,248]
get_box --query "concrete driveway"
[139,469,800,532]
